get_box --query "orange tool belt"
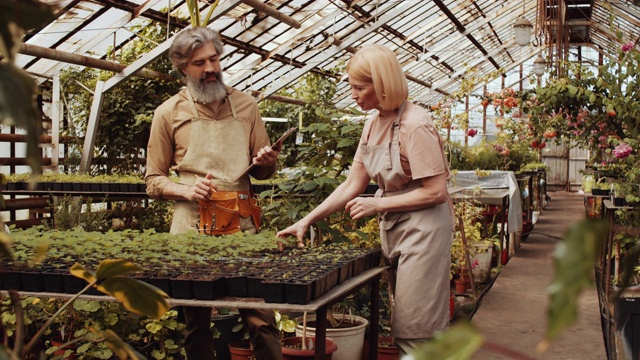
[196,191,261,235]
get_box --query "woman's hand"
[276,222,307,248]
[185,173,217,201]
[345,197,380,220]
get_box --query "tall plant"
[258,72,366,243]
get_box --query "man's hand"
[252,144,281,167]
[185,173,217,201]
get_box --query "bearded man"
[145,27,282,360]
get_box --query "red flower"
[467,129,478,137]
[543,129,557,139]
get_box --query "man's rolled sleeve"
[145,109,175,199]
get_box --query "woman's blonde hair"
[346,44,408,110]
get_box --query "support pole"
[79,81,106,174]
[51,75,61,170]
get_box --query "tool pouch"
[197,191,261,235]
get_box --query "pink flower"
[622,42,635,52]
[467,128,478,137]
[471,258,479,270]
[613,142,633,159]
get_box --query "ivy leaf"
[412,322,484,360]
[70,263,97,284]
[92,328,146,360]
[97,277,169,320]
[95,259,143,280]
[542,219,607,344]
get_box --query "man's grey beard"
[186,71,227,104]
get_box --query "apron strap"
[228,94,238,119]
[385,102,406,170]
[184,88,200,119]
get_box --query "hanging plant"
[185,0,220,27]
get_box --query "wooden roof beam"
[19,43,174,81]
[241,0,301,29]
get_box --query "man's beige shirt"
[145,86,270,198]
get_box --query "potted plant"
[592,179,612,196]
[294,311,367,360]
[377,335,399,360]
[281,336,338,360]
[227,310,297,359]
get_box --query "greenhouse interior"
[2,0,640,359]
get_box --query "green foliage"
[448,139,537,172]
[48,195,110,232]
[258,73,370,243]
[2,297,185,359]
[1,258,169,359]
[70,260,169,320]
[259,71,356,168]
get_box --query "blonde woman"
[277,44,454,356]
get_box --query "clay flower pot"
[228,340,254,360]
[377,336,399,360]
[281,336,338,360]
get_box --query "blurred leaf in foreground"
[412,322,484,360]
[541,218,607,349]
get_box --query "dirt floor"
[465,191,606,360]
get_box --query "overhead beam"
[19,43,173,81]
[421,39,517,98]
[227,7,344,86]
[431,0,500,71]
[101,0,243,93]
[350,3,455,73]
[31,0,164,80]
[241,0,301,29]
[406,0,538,80]
[261,1,421,99]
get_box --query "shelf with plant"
[451,199,487,287]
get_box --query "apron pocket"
[198,197,241,235]
[379,211,410,230]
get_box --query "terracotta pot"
[281,337,338,360]
[228,340,255,360]
[377,336,399,360]
[454,279,468,294]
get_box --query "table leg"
[369,278,380,360]
[314,306,327,360]
[604,208,614,302]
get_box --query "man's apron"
[170,89,254,235]
[360,103,453,339]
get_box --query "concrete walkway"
[471,191,606,360]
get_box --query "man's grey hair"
[169,27,225,77]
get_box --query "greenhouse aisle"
[471,191,606,360]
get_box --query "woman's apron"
[170,89,254,235]
[360,103,453,339]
